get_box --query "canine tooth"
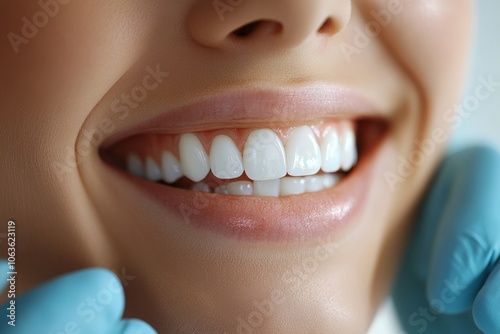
[215,185,229,195]
[227,181,253,196]
[161,151,183,183]
[321,128,341,173]
[127,154,145,178]
[145,157,162,181]
[341,122,357,171]
[179,133,210,182]
[253,179,280,197]
[305,176,324,193]
[286,126,322,176]
[210,135,244,179]
[243,129,286,181]
[280,177,306,196]
[322,174,340,189]
[191,182,211,193]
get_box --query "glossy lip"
[100,83,391,242]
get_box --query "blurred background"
[450,0,500,151]
[369,0,500,332]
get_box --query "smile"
[100,84,391,241]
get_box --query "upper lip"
[100,83,383,148]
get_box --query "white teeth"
[124,123,356,195]
[215,185,229,195]
[243,129,287,181]
[191,182,211,193]
[226,181,253,196]
[179,133,210,182]
[145,157,162,181]
[305,176,324,193]
[253,179,280,197]
[321,128,342,173]
[322,174,340,189]
[286,126,322,176]
[280,177,306,196]
[161,151,183,183]
[210,135,244,179]
[127,154,145,178]
[341,122,357,171]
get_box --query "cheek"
[1,1,158,149]
[377,0,474,116]
[355,0,474,170]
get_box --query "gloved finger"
[0,260,9,292]
[427,146,500,314]
[410,154,456,280]
[393,251,481,334]
[110,318,157,334]
[0,268,125,334]
[473,260,500,333]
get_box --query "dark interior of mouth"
[100,117,389,192]
[356,117,389,160]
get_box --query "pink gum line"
[109,120,355,163]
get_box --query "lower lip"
[112,138,386,242]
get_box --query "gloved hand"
[393,146,500,334]
[0,261,156,334]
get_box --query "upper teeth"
[179,133,210,182]
[125,122,357,189]
[243,129,287,181]
[286,126,322,176]
[210,135,244,179]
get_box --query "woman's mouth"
[99,84,391,242]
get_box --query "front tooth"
[243,129,287,181]
[145,157,162,181]
[286,126,322,176]
[280,177,306,196]
[253,179,280,197]
[210,135,244,179]
[127,154,145,178]
[321,128,341,173]
[179,133,210,182]
[161,151,183,183]
[341,122,357,171]
[305,176,324,193]
[227,181,253,196]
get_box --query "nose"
[188,0,351,49]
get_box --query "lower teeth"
[184,173,343,197]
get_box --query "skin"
[0,0,473,333]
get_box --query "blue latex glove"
[393,146,500,334]
[0,261,156,334]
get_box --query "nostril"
[233,21,262,38]
[231,20,283,39]
[317,17,337,35]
